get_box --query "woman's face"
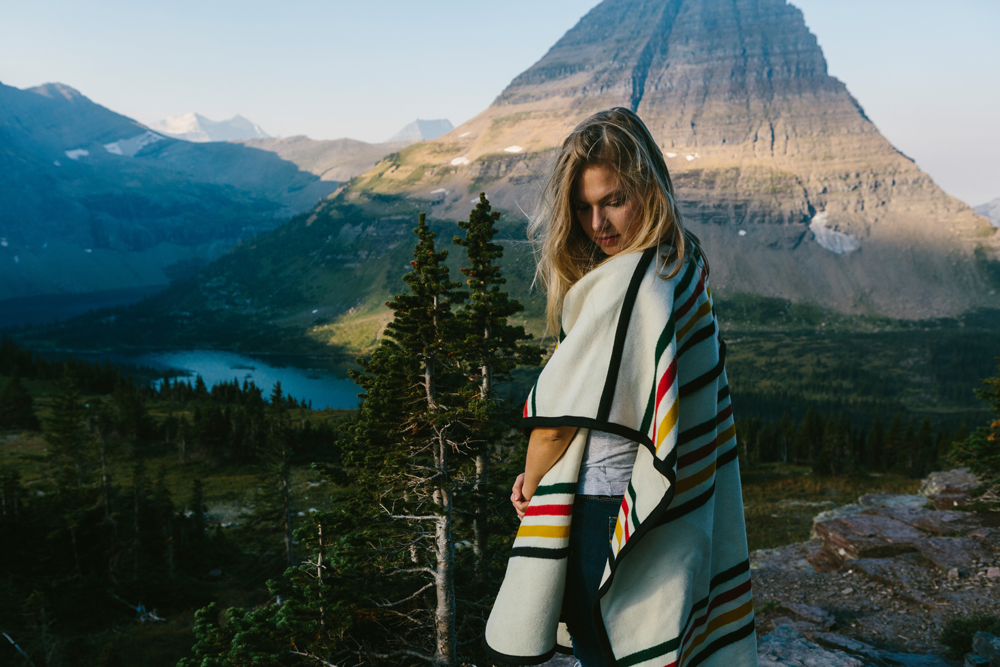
[573,164,642,256]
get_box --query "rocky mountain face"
[149,112,271,142]
[0,82,343,300]
[352,0,999,319]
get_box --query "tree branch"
[376,582,434,607]
[289,650,340,667]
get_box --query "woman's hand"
[512,426,578,521]
[511,473,530,520]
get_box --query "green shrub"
[940,613,1000,659]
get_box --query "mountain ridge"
[150,112,271,142]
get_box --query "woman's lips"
[596,234,619,246]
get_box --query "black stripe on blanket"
[678,320,716,358]
[679,342,726,397]
[521,415,653,450]
[482,640,556,666]
[598,247,656,422]
[685,619,756,667]
[509,546,569,560]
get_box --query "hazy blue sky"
[1,0,997,205]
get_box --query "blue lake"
[124,350,360,410]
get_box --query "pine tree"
[345,212,470,665]
[949,359,1000,483]
[454,193,540,576]
[0,372,40,430]
[867,411,885,472]
[884,413,905,472]
[46,371,89,487]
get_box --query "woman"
[484,109,757,667]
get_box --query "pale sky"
[1,0,997,206]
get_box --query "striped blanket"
[485,247,757,667]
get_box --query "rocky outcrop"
[751,469,998,662]
[352,0,999,320]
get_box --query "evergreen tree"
[883,413,905,471]
[454,193,540,576]
[0,372,40,430]
[949,359,1000,482]
[867,411,885,472]
[913,417,936,477]
[345,212,470,665]
[46,371,89,487]
[798,407,824,466]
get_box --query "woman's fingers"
[512,473,529,519]
[511,472,525,500]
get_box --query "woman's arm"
[511,426,578,519]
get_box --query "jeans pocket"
[609,516,617,543]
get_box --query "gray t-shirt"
[577,429,639,496]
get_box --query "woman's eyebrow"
[599,190,625,203]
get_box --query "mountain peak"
[350,0,998,319]
[388,118,454,143]
[150,112,270,142]
[28,82,86,102]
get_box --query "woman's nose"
[589,207,606,232]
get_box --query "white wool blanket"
[485,247,757,667]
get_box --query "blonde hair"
[529,107,702,334]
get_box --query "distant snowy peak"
[974,197,1000,227]
[388,118,453,143]
[150,112,270,142]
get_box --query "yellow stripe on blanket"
[677,300,712,341]
[655,401,679,452]
[675,460,716,495]
[681,599,754,664]
[517,524,571,539]
[718,423,736,445]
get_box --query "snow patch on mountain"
[104,131,164,157]
[64,148,89,160]
[150,113,270,142]
[810,212,859,254]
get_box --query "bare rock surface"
[752,470,999,663]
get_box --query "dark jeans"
[563,494,621,667]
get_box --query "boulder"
[813,515,923,563]
[966,653,992,667]
[778,602,836,630]
[973,632,1000,667]
[858,494,930,511]
[919,469,980,496]
[750,540,824,572]
[913,537,989,572]
[758,626,864,667]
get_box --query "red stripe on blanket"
[716,404,733,424]
[524,504,573,517]
[677,438,717,469]
[655,359,678,406]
